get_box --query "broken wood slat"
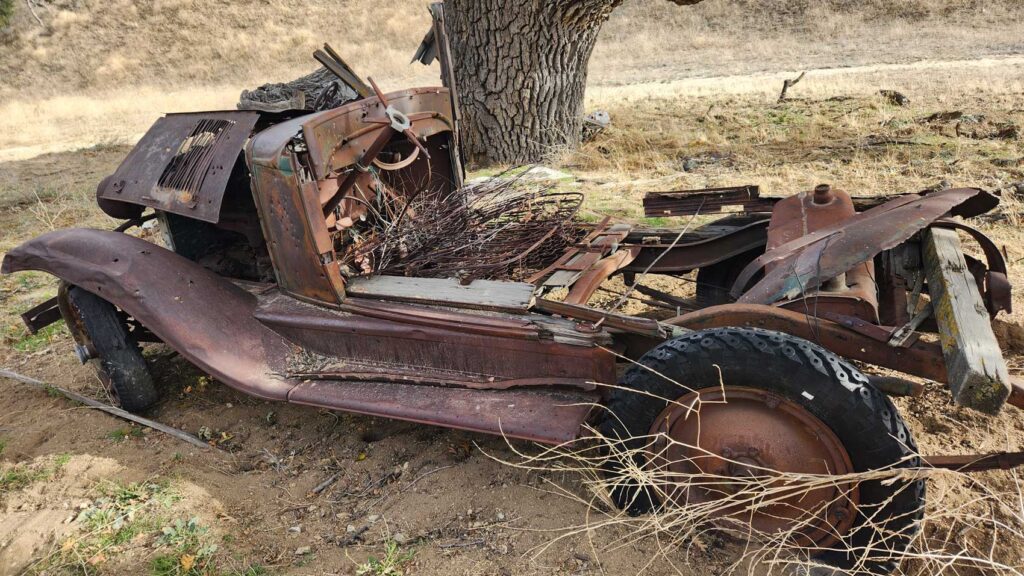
[922,227,1010,413]
[346,276,534,313]
[0,368,214,450]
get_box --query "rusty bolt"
[813,183,834,205]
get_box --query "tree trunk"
[445,1,621,166]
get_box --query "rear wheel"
[599,327,923,574]
[62,285,159,413]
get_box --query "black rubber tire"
[599,327,924,575]
[695,248,762,306]
[66,286,159,413]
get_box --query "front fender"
[2,229,296,400]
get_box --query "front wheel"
[62,285,159,413]
[599,327,924,575]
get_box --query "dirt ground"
[3,4,1024,575]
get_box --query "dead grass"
[486,423,1024,576]
[1,3,1023,574]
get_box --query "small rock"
[288,525,302,534]
[367,514,380,523]
[496,511,506,522]
[346,525,356,533]
[393,532,410,545]
[294,546,311,556]
[682,158,700,172]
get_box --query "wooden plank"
[923,227,1010,413]
[346,276,534,313]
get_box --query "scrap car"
[4,51,1023,574]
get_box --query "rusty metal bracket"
[19,296,61,334]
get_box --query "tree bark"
[445,0,702,166]
[445,1,619,166]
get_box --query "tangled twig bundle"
[348,175,583,281]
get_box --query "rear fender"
[2,229,296,400]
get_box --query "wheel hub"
[647,386,858,548]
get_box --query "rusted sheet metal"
[733,188,999,304]
[254,291,616,388]
[3,229,610,445]
[534,298,668,338]
[649,385,857,548]
[98,111,259,223]
[2,228,297,400]
[777,265,878,322]
[247,115,346,306]
[643,185,772,217]
[644,185,919,218]
[766,185,879,321]
[666,303,949,384]
[563,247,640,305]
[301,87,454,181]
[289,382,599,444]
[766,185,855,255]
[247,160,345,306]
[623,220,768,274]
[19,295,61,334]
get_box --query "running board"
[287,380,599,444]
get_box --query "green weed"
[107,426,145,442]
[355,540,415,576]
[0,0,13,29]
[0,453,70,494]
[11,321,66,353]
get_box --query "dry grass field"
[2,1,1024,575]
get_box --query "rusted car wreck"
[4,62,1023,572]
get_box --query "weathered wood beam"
[923,227,1010,413]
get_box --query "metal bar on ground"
[0,368,215,450]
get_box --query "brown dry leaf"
[87,552,106,565]
[180,554,196,571]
